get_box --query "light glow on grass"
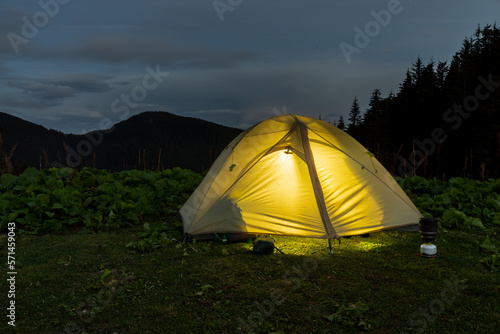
[351,241,385,251]
[269,234,400,255]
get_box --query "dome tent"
[180,115,422,247]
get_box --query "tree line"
[341,24,500,179]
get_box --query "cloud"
[0,95,57,109]
[153,63,329,108]
[182,51,258,68]
[8,80,76,100]
[51,74,113,93]
[67,35,258,68]
[72,35,192,63]
[6,74,114,101]
[140,62,331,128]
[0,6,31,54]
[0,61,7,74]
[190,109,241,115]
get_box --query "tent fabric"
[180,114,422,239]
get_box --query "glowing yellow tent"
[180,114,422,242]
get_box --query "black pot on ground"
[419,218,438,243]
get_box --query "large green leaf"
[1,174,17,189]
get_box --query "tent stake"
[328,238,333,255]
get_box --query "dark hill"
[0,111,242,173]
[0,112,67,173]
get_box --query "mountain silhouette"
[0,111,242,173]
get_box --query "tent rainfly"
[180,114,422,249]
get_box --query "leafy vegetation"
[398,176,500,270]
[0,167,202,235]
[397,176,500,231]
[1,168,499,271]
[125,222,181,253]
[4,168,498,236]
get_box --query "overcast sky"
[1,0,499,134]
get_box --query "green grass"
[1,222,499,334]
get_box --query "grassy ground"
[1,222,499,334]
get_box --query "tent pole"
[328,238,333,255]
[299,122,339,242]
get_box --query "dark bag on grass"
[253,238,275,255]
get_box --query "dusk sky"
[1,0,499,134]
